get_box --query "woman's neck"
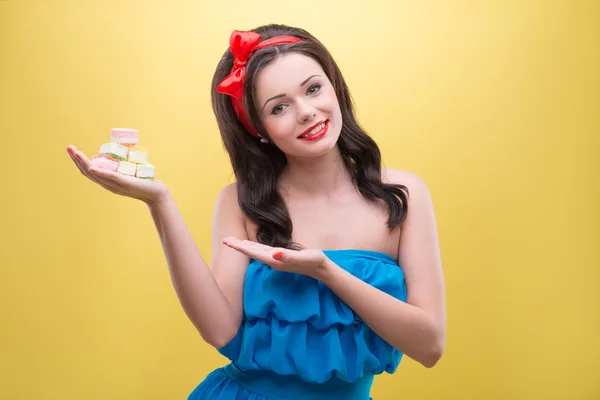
[279,146,353,197]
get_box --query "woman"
[66,24,446,400]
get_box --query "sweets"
[136,163,155,180]
[127,145,148,164]
[99,142,129,161]
[117,161,137,176]
[91,154,119,172]
[110,128,138,145]
[91,128,155,180]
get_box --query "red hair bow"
[217,30,303,137]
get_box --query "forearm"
[317,260,444,368]
[147,192,238,346]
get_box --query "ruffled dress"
[188,249,407,400]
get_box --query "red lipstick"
[298,120,329,141]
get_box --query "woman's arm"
[317,170,446,367]
[148,183,249,348]
[66,146,247,348]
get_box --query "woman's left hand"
[222,237,329,279]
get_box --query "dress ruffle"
[217,249,407,384]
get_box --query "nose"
[296,99,317,124]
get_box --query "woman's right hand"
[66,145,169,206]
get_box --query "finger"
[67,152,119,191]
[235,239,288,263]
[222,238,251,253]
[225,244,259,259]
[272,251,285,261]
[70,147,120,184]
[223,238,289,265]
[223,239,265,259]
[222,237,246,248]
[241,241,274,254]
[67,147,97,180]
[242,241,287,261]
[88,162,138,186]
[68,151,102,183]
[243,240,274,252]
[67,149,128,194]
[88,165,121,181]
[68,146,92,167]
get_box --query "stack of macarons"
[91,128,155,180]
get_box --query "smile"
[298,120,329,141]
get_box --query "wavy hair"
[211,24,409,250]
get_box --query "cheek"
[263,114,294,138]
[323,86,341,112]
[263,118,284,137]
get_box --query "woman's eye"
[307,84,321,95]
[271,104,286,115]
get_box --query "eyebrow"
[261,74,322,111]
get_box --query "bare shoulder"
[214,182,240,209]
[213,182,246,223]
[382,168,432,200]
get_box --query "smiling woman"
[66,23,445,400]
[192,24,445,399]
[212,27,413,253]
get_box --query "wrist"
[145,188,171,209]
[313,257,339,283]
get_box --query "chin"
[291,132,340,158]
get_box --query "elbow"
[202,334,230,349]
[201,328,237,349]
[209,335,232,349]
[196,321,239,349]
[418,319,445,368]
[420,344,444,368]
[420,334,445,368]
[194,306,242,349]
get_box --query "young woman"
[66,24,446,400]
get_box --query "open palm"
[66,145,168,205]
[223,237,328,279]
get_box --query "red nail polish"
[273,252,283,260]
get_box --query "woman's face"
[253,52,343,157]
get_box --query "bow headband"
[217,30,303,137]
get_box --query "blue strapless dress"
[188,249,407,400]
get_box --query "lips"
[298,120,329,139]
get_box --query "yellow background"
[1,0,598,399]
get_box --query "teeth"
[300,122,326,138]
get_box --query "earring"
[260,137,269,144]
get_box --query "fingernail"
[273,252,283,260]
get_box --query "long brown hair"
[211,24,409,250]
